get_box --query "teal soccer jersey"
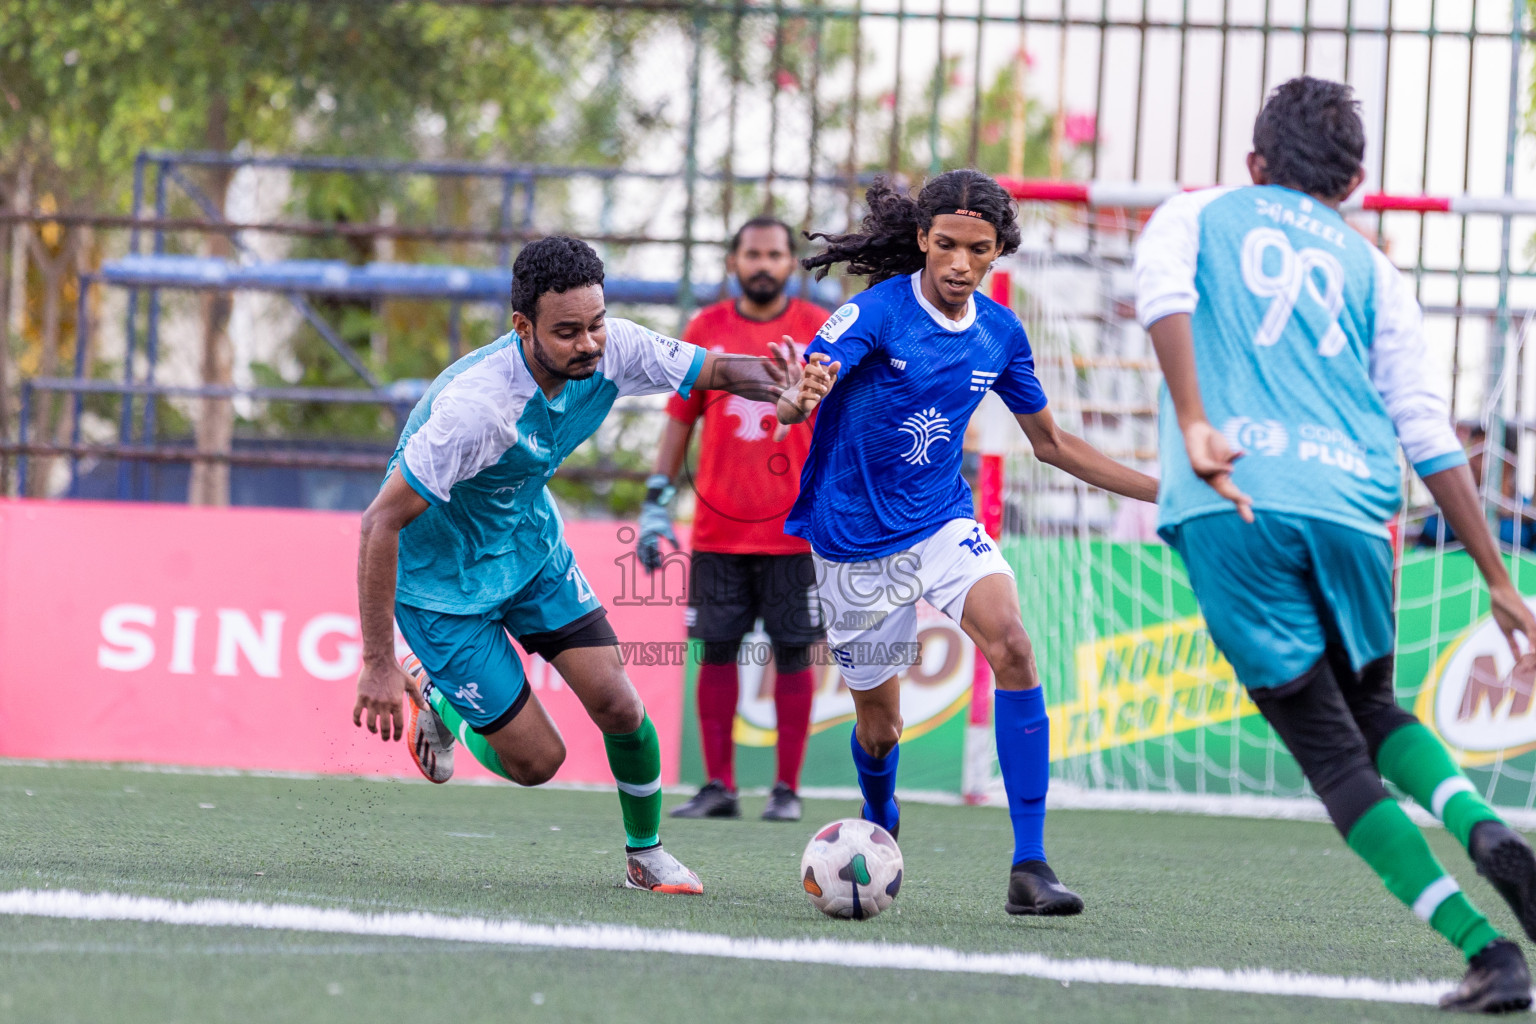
[387,319,706,614]
[1134,185,1464,539]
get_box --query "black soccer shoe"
[668,780,740,819]
[1005,860,1085,917]
[1469,821,1536,943]
[1439,939,1532,1014]
[762,782,802,822]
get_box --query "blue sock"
[850,730,900,832]
[995,687,1049,865]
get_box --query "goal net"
[968,200,1536,812]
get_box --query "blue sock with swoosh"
[995,686,1049,865]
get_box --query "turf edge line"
[0,889,1448,1006]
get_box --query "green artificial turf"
[0,762,1520,1023]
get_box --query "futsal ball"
[800,818,903,920]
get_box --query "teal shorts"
[1163,511,1395,692]
[394,540,604,732]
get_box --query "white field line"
[0,888,1449,1006]
[9,759,1536,830]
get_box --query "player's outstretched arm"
[1015,405,1158,502]
[1147,312,1254,521]
[354,468,430,742]
[1422,465,1536,661]
[692,344,799,403]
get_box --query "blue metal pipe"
[98,255,845,309]
[139,162,169,498]
[27,377,427,406]
[117,156,148,499]
[139,150,882,189]
[67,275,91,496]
[17,381,30,495]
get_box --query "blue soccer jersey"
[388,319,705,614]
[786,271,1047,561]
[1134,185,1464,538]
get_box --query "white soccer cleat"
[623,845,703,895]
[401,654,455,784]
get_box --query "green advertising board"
[677,539,1536,807]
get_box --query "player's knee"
[773,643,815,676]
[857,718,903,759]
[510,744,566,787]
[1350,657,1417,760]
[590,687,646,735]
[985,626,1037,684]
[700,640,742,665]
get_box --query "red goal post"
[996,177,1536,217]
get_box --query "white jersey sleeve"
[400,362,523,504]
[1134,188,1231,328]
[600,318,708,399]
[1367,248,1464,478]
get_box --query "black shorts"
[686,551,824,646]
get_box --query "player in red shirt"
[638,216,828,822]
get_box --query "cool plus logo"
[1220,417,1289,457]
[1296,424,1371,480]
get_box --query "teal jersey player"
[389,318,704,616]
[1143,184,1464,542]
[1138,76,1536,1012]
[351,235,833,897]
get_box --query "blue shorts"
[394,540,604,732]
[1164,511,1395,692]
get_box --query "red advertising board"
[0,499,688,784]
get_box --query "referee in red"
[639,216,827,822]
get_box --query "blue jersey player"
[1138,77,1536,1012]
[782,169,1158,916]
[352,236,831,896]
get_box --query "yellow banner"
[1053,615,1256,759]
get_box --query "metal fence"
[2,0,1532,509]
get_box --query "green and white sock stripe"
[615,777,662,799]
[1347,798,1500,959]
[604,712,664,849]
[1377,723,1502,848]
[1430,777,1476,820]
[426,686,514,782]
[1411,876,1461,922]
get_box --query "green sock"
[1377,722,1502,848]
[427,687,515,783]
[604,712,663,849]
[1347,798,1500,958]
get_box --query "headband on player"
[933,207,987,219]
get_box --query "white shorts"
[811,518,1015,690]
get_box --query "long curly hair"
[801,169,1021,284]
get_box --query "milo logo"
[1415,600,1536,765]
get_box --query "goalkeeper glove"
[637,473,679,573]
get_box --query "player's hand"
[1489,582,1536,665]
[797,352,840,417]
[1183,420,1253,523]
[767,336,804,392]
[353,655,423,743]
[637,474,678,573]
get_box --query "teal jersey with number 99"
[1134,184,1464,539]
